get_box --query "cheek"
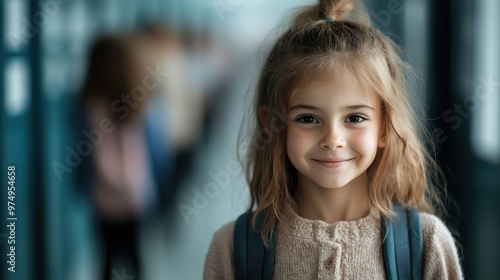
[286,127,311,159]
[350,128,379,156]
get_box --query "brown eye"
[346,115,366,123]
[297,116,318,124]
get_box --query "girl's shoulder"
[210,221,235,250]
[204,221,236,280]
[418,212,464,279]
[419,211,457,243]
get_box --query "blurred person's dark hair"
[140,23,177,42]
[80,35,152,122]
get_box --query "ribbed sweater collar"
[278,207,381,242]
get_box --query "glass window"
[471,0,500,164]
[4,58,30,116]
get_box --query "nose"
[320,124,345,150]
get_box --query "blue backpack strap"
[382,203,423,280]
[234,212,276,280]
[408,206,423,280]
[234,213,248,280]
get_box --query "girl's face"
[286,77,382,191]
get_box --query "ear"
[258,105,270,129]
[377,103,387,148]
[378,136,386,148]
[378,128,387,148]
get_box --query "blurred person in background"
[76,32,174,280]
[142,24,222,220]
[141,24,201,215]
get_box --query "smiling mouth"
[312,158,353,168]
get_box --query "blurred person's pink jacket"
[89,103,155,221]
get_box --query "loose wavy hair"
[239,0,446,246]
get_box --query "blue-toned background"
[0,0,499,279]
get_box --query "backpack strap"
[235,205,422,280]
[408,205,423,280]
[234,212,276,280]
[381,203,423,280]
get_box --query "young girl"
[204,0,463,279]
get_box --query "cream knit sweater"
[204,207,463,279]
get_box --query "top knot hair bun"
[292,0,361,28]
[319,0,354,21]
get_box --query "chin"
[314,178,351,190]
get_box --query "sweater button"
[324,257,334,269]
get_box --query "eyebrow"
[345,104,376,111]
[288,104,375,112]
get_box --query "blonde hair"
[240,0,446,245]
